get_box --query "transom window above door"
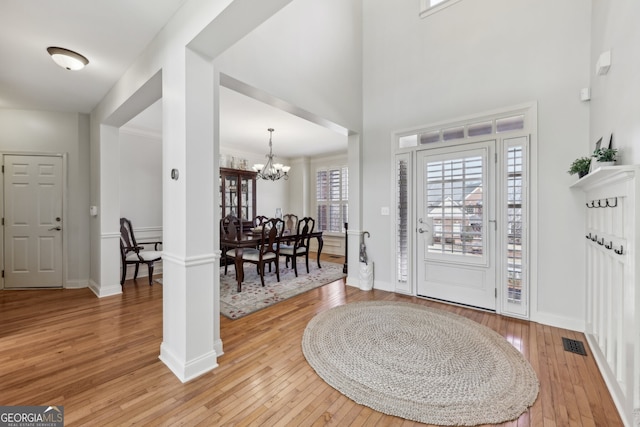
[398,114,525,148]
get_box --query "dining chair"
[280,217,315,277]
[241,217,285,286]
[282,213,298,237]
[252,215,269,228]
[120,217,162,286]
[220,214,256,275]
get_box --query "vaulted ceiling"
[1,0,347,157]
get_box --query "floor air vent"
[562,337,587,356]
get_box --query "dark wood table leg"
[234,248,244,292]
[316,235,323,268]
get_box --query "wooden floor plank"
[0,254,623,426]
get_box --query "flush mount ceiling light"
[252,128,290,181]
[47,46,89,71]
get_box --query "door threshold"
[416,294,496,313]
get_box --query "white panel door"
[4,155,63,288]
[416,141,496,310]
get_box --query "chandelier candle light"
[252,128,290,181]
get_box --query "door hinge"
[1,270,4,278]
[495,288,498,298]
[1,218,3,226]
[495,152,498,163]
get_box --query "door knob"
[49,226,61,231]
[418,228,427,234]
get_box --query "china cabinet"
[220,168,257,228]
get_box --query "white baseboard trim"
[585,333,631,426]
[65,279,88,289]
[531,310,584,332]
[159,343,219,383]
[88,279,123,298]
[214,338,224,357]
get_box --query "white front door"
[416,141,496,310]
[4,155,63,288]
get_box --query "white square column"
[159,48,220,382]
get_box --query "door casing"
[416,140,497,310]
[2,153,66,289]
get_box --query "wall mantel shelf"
[570,165,639,191]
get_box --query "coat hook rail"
[586,197,618,208]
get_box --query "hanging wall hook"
[614,245,624,255]
[605,241,613,250]
[606,197,618,208]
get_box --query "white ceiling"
[1,0,347,157]
[0,0,186,113]
[124,87,348,158]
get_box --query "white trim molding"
[420,0,463,19]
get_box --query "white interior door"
[416,141,496,310]
[4,155,63,288]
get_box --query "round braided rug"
[302,301,539,426]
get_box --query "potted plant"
[592,147,618,167]
[568,157,591,178]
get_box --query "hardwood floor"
[0,256,622,426]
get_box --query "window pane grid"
[506,146,524,304]
[396,158,409,283]
[317,166,348,233]
[426,155,483,257]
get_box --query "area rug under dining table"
[220,260,345,319]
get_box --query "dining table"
[221,230,324,292]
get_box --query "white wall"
[213,0,363,133]
[362,0,592,329]
[0,109,91,288]
[590,0,640,164]
[119,130,163,228]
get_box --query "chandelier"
[252,128,290,181]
